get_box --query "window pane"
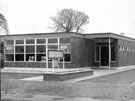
[16,40,24,44]
[64,54,71,62]
[5,40,14,45]
[26,39,35,44]
[48,45,58,50]
[37,39,46,44]
[119,46,122,51]
[5,54,14,61]
[26,54,35,61]
[0,41,4,53]
[60,38,70,43]
[36,45,46,53]
[15,54,24,61]
[37,54,46,61]
[26,46,35,53]
[15,46,24,53]
[111,46,115,61]
[60,44,70,52]
[95,46,99,61]
[5,46,14,53]
[48,38,58,43]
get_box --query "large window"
[26,45,35,61]
[36,45,46,62]
[15,46,24,61]
[5,40,14,61]
[60,44,71,62]
[25,39,35,62]
[15,39,25,61]
[47,38,58,62]
[4,37,72,62]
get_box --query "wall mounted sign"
[48,50,64,59]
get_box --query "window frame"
[59,42,71,63]
[4,37,72,63]
[4,39,15,62]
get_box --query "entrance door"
[101,46,109,66]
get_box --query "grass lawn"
[1,69,135,101]
[81,69,135,85]
[1,73,42,79]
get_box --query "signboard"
[48,50,64,59]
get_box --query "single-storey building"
[0,32,135,69]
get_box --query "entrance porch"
[93,37,117,68]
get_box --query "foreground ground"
[1,69,135,101]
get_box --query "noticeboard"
[48,50,64,59]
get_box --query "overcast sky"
[0,0,135,38]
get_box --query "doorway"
[101,46,109,66]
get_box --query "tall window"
[5,40,14,61]
[26,39,35,62]
[47,38,58,62]
[36,39,46,61]
[15,39,24,61]
[60,38,71,62]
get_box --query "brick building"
[0,32,135,69]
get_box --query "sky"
[0,0,135,38]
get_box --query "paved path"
[67,65,135,82]
[20,65,135,82]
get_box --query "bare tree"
[0,13,9,35]
[51,9,89,33]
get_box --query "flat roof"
[0,32,135,42]
[84,32,135,42]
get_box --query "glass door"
[101,46,109,67]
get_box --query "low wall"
[43,69,93,81]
